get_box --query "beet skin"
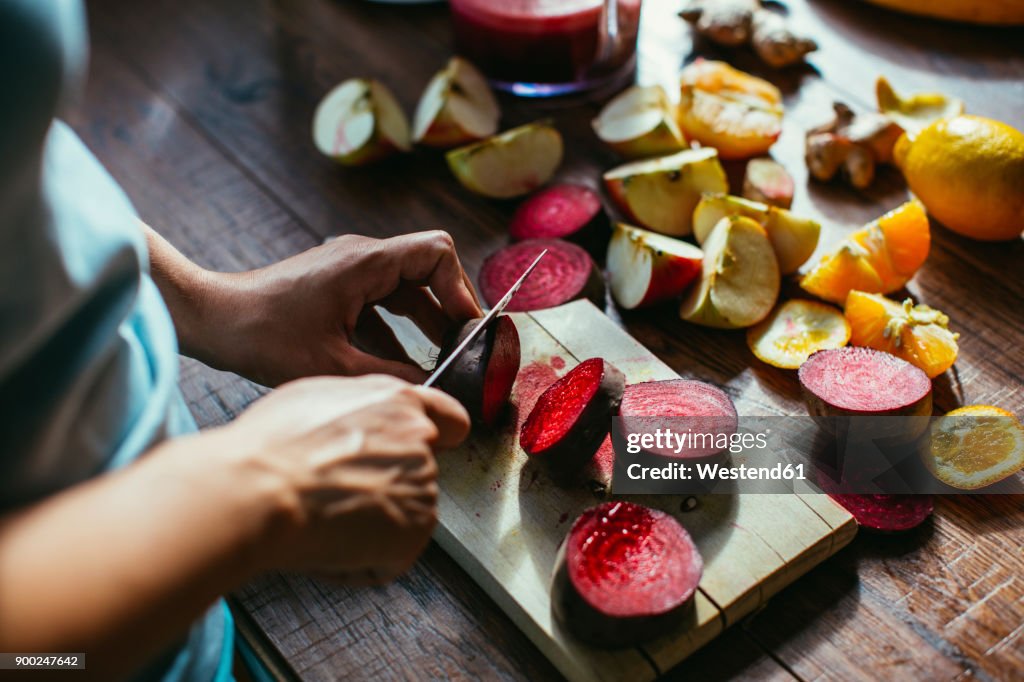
[552,501,703,646]
[435,315,521,427]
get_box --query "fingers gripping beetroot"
[478,239,606,312]
[436,315,521,427]
[520,358,625,479]
[508,184,610,255]
[552,501,703,646]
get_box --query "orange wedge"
[924,405,1024,490]
[844,291,959,378]
[747,299,851,369]
[801,201,930,304]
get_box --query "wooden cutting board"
[394,299,857,682]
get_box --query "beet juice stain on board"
[449,0,642,94]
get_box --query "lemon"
[893,115,1024,241]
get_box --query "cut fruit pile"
[447,122,564,198]
[592,85,688,159]
[603,148,728,237]
[478,239,604,312]
[844,291,959,378]
[747,300,850,370]
[923,405,1024,490]
[680,216,780,329]
[678,59,784,159]
[520,358,625,479]
[692,193,820,274]
[800,200,930,304]
[606,223,703,309]
[552,501,703,646]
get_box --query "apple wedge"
[312,78,411,166]
[692,193,820,275]
[607,223,703,309]
[413,57,500,148]
[603,148,728,237]
[680,216,780,329]
[446,122,563,199]
[592,85,687,159]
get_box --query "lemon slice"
[747,299,851,369]
[923,405,1024,490]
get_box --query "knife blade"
[423,249,547,388]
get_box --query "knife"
[423,249,547,388]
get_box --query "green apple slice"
[692,193,820,274]
[413,57,500,148]
[680,215,780,329]
[312,79,410,166]
[592,85,687,159]
[446,122,563,199]
[607,223,704,309]
[603,148,728,237]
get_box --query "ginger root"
[680,0,817,68]
[805,102,903,190]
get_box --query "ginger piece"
[680,0,817,68]
[805,102,902,189]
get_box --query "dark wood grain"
[73,0,1024,679]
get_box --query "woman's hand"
[207,374,470,582]
[148,228,483,386]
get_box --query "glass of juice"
[449,0,643,97]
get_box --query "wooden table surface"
[73,0,1024,679]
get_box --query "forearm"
[0,430,293,679]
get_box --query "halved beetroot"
[436,315,521,427]
[620,379,738,457]
[831,494,934,532]
[520,358,625,478]
[478,239,606,312]
[798,347,932,418]
[508,184,609,255]
[552,501,703,646]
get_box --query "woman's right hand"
[206,374,470,584]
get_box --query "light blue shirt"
[0,1,232,679]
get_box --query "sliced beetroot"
[436,315,521,427]
[620,379,738,458]
[508,184,609,255]
[799,347,932,417]
[478,239,606,312]
[520,358,625,479]
[827,494,934,532]
[552,501,703,646]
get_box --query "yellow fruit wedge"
[924,406,1024,490]
[844,291,959,378]
[801,200,929,304]
[876,76,964,137]
[747,300,851,369]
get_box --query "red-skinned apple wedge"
[592,85,687,159]
[607,223,703,309]
[413,57,500,148]
[312,78,410,166]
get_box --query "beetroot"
[620,379,738,458]
[436,315,521,427]
[478,239,606,312]
[825,491,934,532]
[508,184,609,255]
[799,347,932,417]
[520,358,625,478]
[552,501,703,646]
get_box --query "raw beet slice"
[478,239,606,312]
[520,358,625,478]
[552,501,703,646]
[508,184,609,255]
[798,347,932,417]
[436,315,521,427]
[621,379,738,459]
[828,493,934,532]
